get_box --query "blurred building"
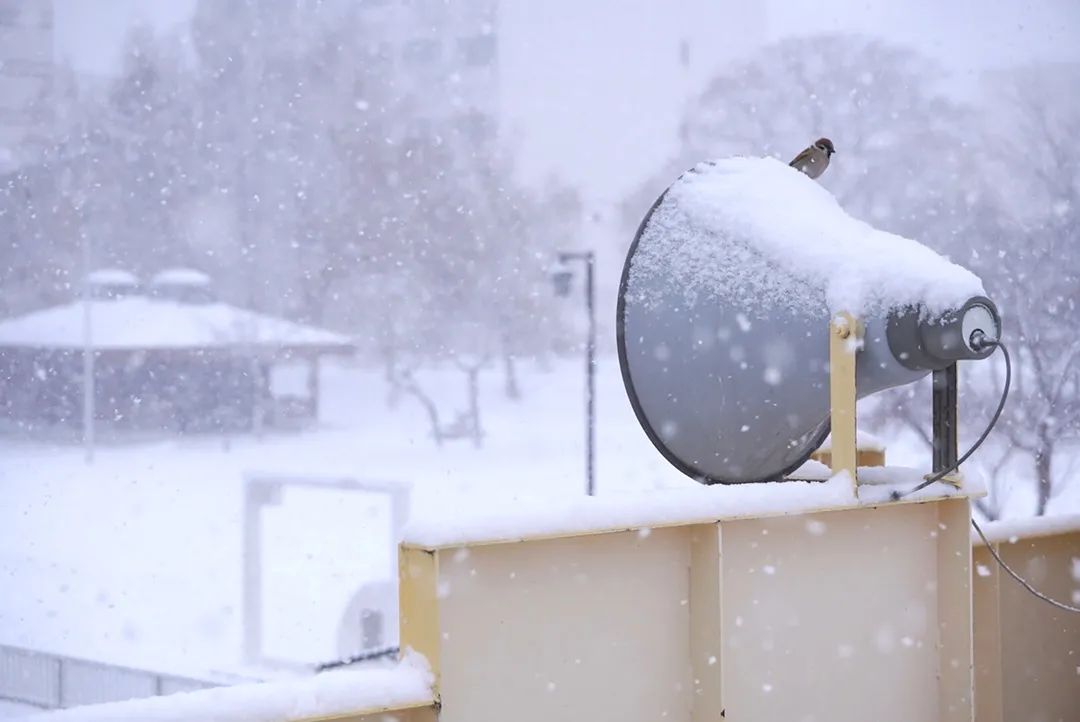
[498,0,767,205]
[358,0,499,145]
[0,0,53,170]
[0,269,355,436]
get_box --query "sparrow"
[789,137,835,179]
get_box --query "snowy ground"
[1,356,1076,700]
[0,703,38,718]
[0,358,689,683]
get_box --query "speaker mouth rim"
[616,178,831,485]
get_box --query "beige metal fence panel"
[717,500,972,722]
[435,526,694,722]
[973,526,1080,722]
[402,495,975,722]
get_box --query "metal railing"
[9,512,1077,722]
[972,515,1080,722]
[0,643,221,711]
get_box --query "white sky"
[52,0,1080,205]
[769,0,1080,77]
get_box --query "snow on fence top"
[627,156,985,318]
[14,653,433,722]
[972,513,1080,545]
[403,471,978,549]
[0,297,352,352]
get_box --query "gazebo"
[0,269,355,435]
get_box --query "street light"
[551,250,596,496]
[82,250,95,464]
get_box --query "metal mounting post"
[829,312,861,492]
[932,364,959,477]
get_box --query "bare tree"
[628,38,1080,516]
[625,35,980,252]
[824,62,1080,518]
[968,64,1080,515]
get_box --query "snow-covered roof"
[0,297,354,352]
[87,268,140,286]
[151,268,212,287]
[629,156,986,318]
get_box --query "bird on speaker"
[789,137,835,179]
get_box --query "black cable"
[315,645,399,672]
[884,337,1078,614]
[971,516,1080,614]
[891,336,1011,500]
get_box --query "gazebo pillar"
[306,354,321,420]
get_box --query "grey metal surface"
[887,297,1001,371]
[0,645,58,708]
[60,658,158,708]
[932,365,959,473]
[619,280,926,483]
[0,643,220,711]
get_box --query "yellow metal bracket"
[399,546,442,695]
[829,312,863,493]
[929,472,964,490]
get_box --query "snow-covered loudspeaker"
[617,157,1001,484]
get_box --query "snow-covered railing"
[970,512,1080,545]
[971,513,1080,722]
[401,470,974,548]
[9,656,434,722]
[22,498,1076,722]
[396,480,978,722]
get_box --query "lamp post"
[552,250,596,496]
[81,245,95,463]
[59,161,94,463]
